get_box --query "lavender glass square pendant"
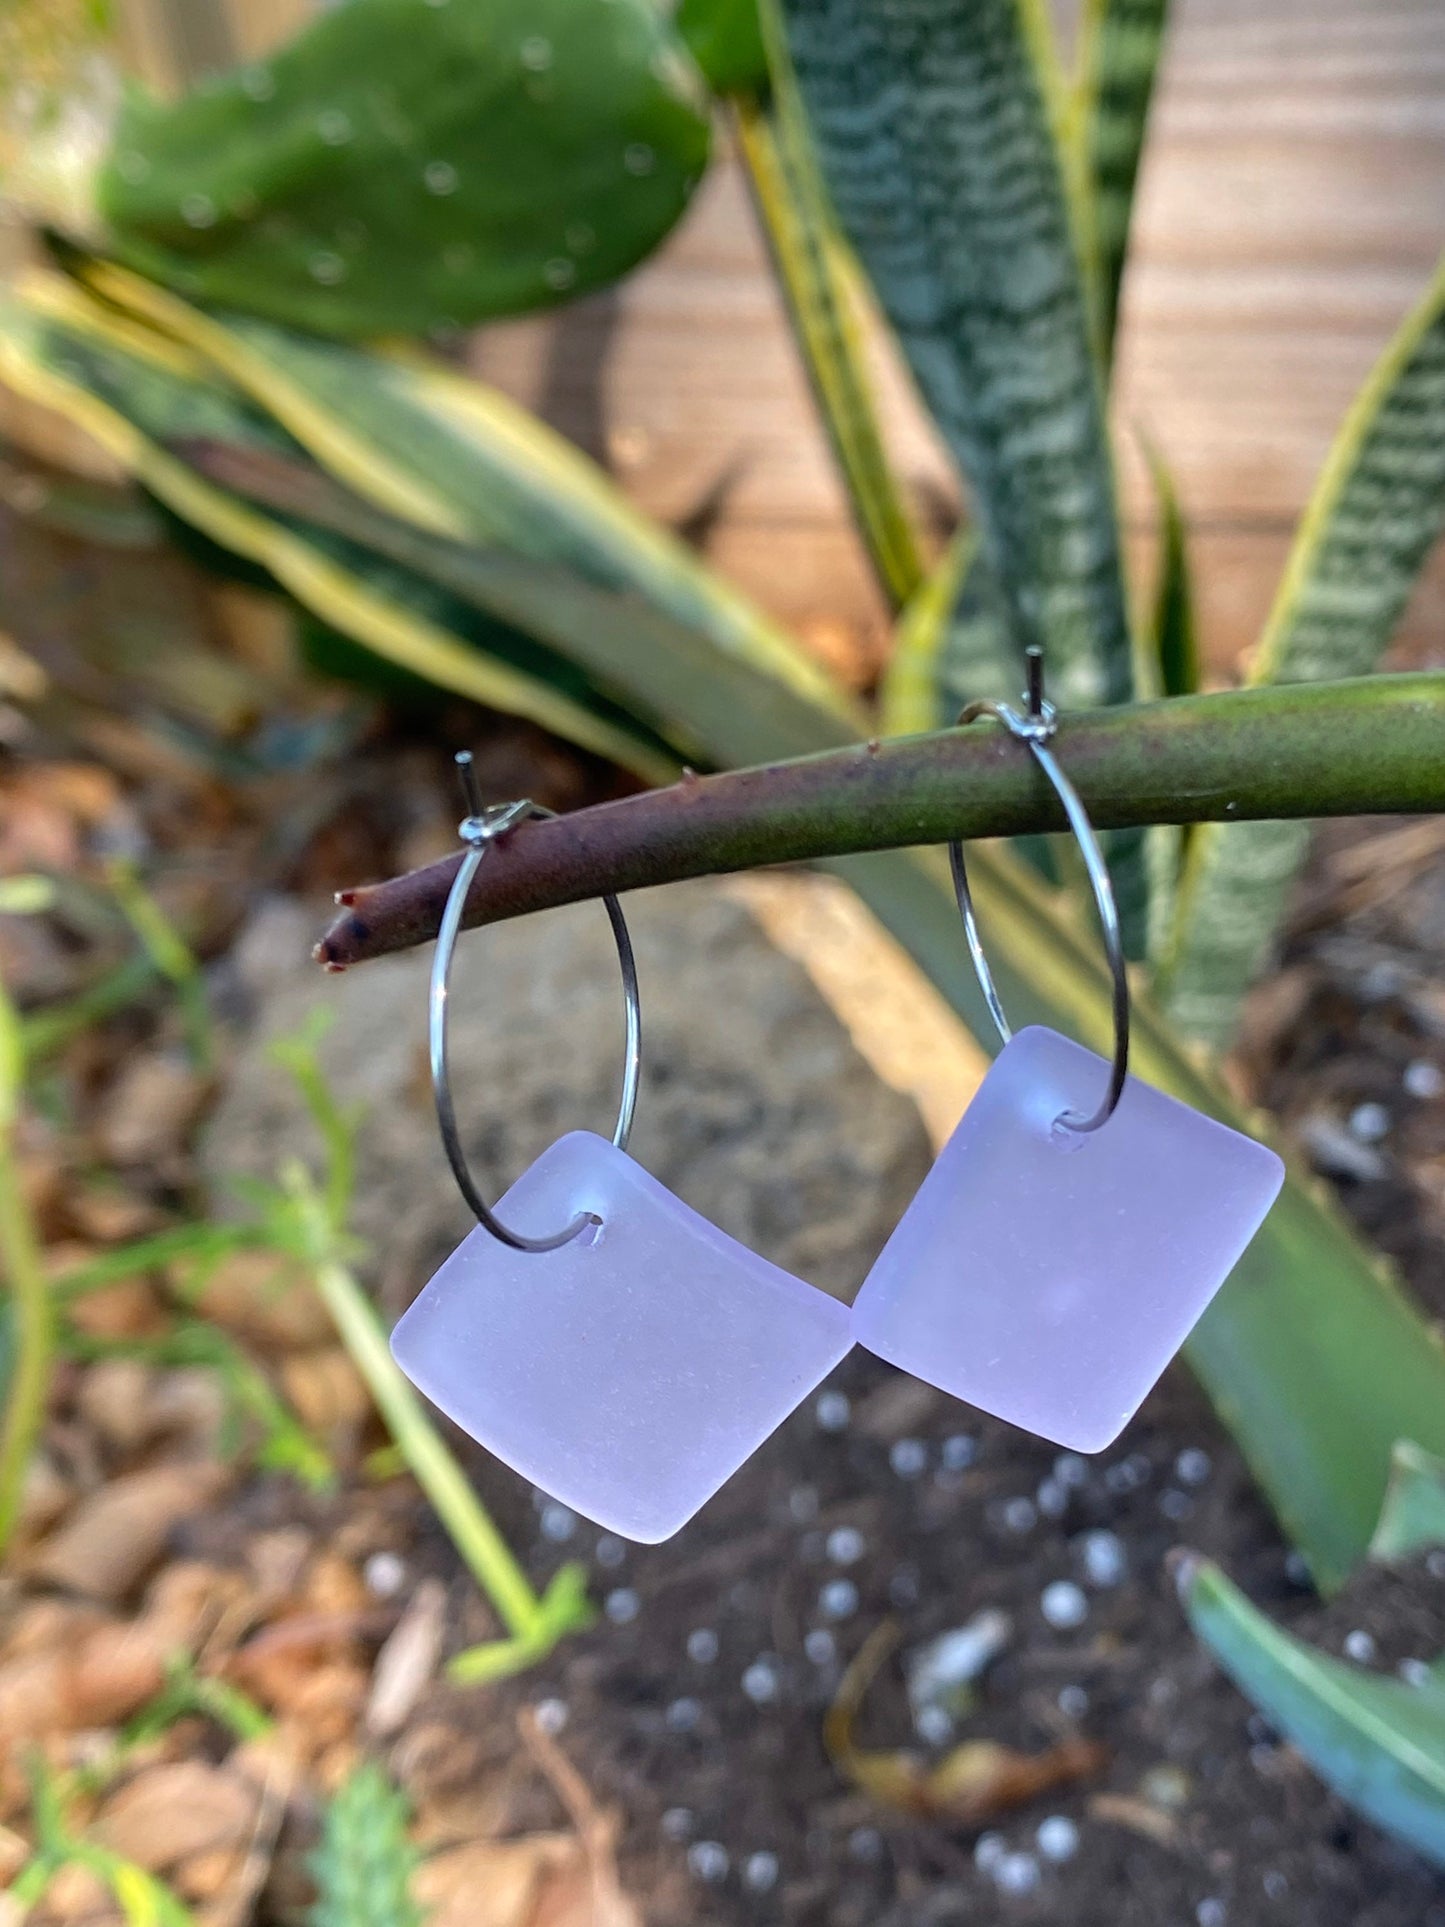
[851,1028,1285,1452]
[391,1131,853,1542]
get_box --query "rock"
[205,887,932,1312]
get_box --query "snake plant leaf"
[1177,1552,1445,1869]
[779,0,1133,714]
[1077,0,1172,364]
[1369,1442,1445,1563]
[738,0,926,612]
[1161,256,1445,1046]
[678,0,769,97]
[0,279,679,781]
[96,0,710,339]
[80,263,863,736]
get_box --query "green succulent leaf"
[1178,1552,1445,1869]
[1076,0,1172,364]
[97,0,710,339]
[308,1762,423,1927]
[1370,1442,1445,1563]
[678,0,769,96]
[1161,256,1445,1046]
[779,0,1133,714]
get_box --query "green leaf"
[678,0,769,96]
[736,0,925,611]
[1076,0,1171,364]
[308,1763,423,1927]
[98,0,710,339]
[1178,1552,1445,1869]
[1140,435,1198,700]
[779,0,1134,713]
[0,277,683,782]
[0,875,57,915]
[1161,256,1445,1047]
[1370,1442,1445,1563]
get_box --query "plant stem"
[0,984,53,1554]
[318,672,1445,968]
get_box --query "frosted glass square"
[390,1131,853,1542]
[851,1027,1284,1452]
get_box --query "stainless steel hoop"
[429,753,641,1251]
[949,650,1131,1134]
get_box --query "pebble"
[1348,1100,1391,1143]
[604,1587,640,1625]
[1079,1528,1127,1588]
[534,1696,568,1736]
[687,1841,729,1883]
[661,1807,694,1841]
[1175,1447,1213,1486]
[820,1578,860,1621]
[1001,1496,1038,1534]
[595,1534,626,1568]
[743,1851,779,1895]
[1285,1549,1313,1586]
[1159,1487,1193,1522]
[1263,1870,1289,1900]
[1058,1684,1089,1718]
[1036,1815,1080,1863]
[1197,1900,1227,1927]
[1036,1476,1068,1519]
[1428,1549,1445,1581]
[789,1483,820,1523]
[1405,1058,1444,1100]
[687,1626,720,1665]
[941,1432,978,1470]
[995,1851,1042,1896]
[974,1832,1007,1872]
[742,1658,781,1705]
[848,1826,884,1864]
[816,1390,851,1432]
[805,1628,837,1666]
[890,1437,929,1478]
[1041,1580,1089,1630]
[666,1696,701,1733]
[826,1526,866,1565]
[363,1550,406,1597]
[1053,1452,1088,1488]
[540,1502,577,1543]
[1399,1657,1433,1688]
[1343,1628,1378,1665]
[915,1704,954,1745]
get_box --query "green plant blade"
[308,1763,422,1927]
[97,0,710,338]
[84,263,862,738]
[737,0,926,611]
[1370,1442,1445,1562]
[678,0,769,96]
[1178,1552,1445,1869]
[0,278,681,781]
[1161,255,1445,1046]
[779,0,1133,713]
[1076,0,1171,364]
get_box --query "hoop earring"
[850,653,1284,1453]
[390,755,851,1543]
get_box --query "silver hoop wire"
[429,754,641,1251]
[949,652,1130,1134]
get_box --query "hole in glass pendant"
[573,1212,605,1249]
[1048,1111,1090,1153]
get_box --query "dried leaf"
[185,1249,332,1352]
[94,1050,209,1168]
[366,1578,447,1739]
[95,1761,259,1871]
[28,1463,228,1601]
[412,1838,578,1927]
[825,1622,1106,1826]
[75,1360,160,1456]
